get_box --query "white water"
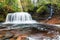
[27,35,60,40]
[31,0,37,6]
[4,12,37,24]
[27,37,40,40]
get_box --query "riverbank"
[39,15,60,24]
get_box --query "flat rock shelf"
[0,23,60,40]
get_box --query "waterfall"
[47,5,54,19]
[31,0,37,6]
[4,12,37,24]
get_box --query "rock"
[0,34,4,38]
[0,38,3,40]
[4,32,14,38]
[10,38,15,40]
[14,34,20,38]
[16,34,28,40]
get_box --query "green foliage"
[0,2,4,8]
[36,6,46,13]
[21,0,34,12]
[51,0,60,14]
[6,0,21,12]
[37,0,51,6]
[0,0,20,21]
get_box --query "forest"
[0,0,60,22]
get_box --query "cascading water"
[4,12,37,24]
[47,5,54,19]
[31,0,37,6]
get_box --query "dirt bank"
[39,15,60,24]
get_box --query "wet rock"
[16,34,28,40]
[4,38,10,40]
[0,34,4,38]
[10,38,15,40]
[0,38,3,40]
[14,34,20,38]
[4,32,14,39]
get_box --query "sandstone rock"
[4,32,13,38]
[0,34,4,38]
[10,38,15,40]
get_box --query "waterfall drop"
[4,12,37,24]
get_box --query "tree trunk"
[17,0,23,12]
